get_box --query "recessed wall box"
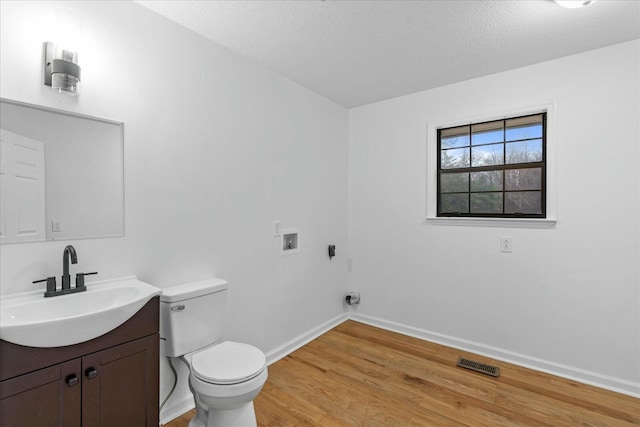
[280,229,299,255]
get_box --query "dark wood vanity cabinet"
[81,335,158,427]
[0,358,82,426]
[0,297,159,427]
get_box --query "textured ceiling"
[135,0,640,108]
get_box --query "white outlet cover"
[52,220,62,232]
[500,236,513,253]
[273,220,282,237]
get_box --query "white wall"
[348,40,640,394]
[0,0,349,418]
[1,0,638,417]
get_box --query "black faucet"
[33,245,97,297]
[62,245,78,290]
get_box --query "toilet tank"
[160,278,228,357]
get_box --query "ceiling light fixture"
[553,0,597,8]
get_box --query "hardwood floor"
[164,320,639,426]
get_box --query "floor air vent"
[456,357,501,377]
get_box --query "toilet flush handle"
[171,304,185,312]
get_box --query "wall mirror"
[0,98,124,244]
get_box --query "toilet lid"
[191,341,266,385]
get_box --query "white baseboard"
[158,310,638,426]
[348,312,640,398]
[160,394,194,425]
[265,313,348,365]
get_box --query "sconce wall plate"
[44,41,55,87]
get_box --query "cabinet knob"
[85,367,98,380]
[66,374,80,387]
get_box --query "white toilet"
[160,278,268,427]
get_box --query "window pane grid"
[437,113,546,218]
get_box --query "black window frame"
[437,112,547,219]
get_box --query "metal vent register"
[456,357,501,377]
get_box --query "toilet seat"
[191,341,266,385]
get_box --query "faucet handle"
[33,277,57,294]
[75,272,98,288]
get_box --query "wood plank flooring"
[164,320,639,426]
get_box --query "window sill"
[425,217,556,229]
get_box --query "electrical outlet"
[500,237,512,253]
[52,220,62,232]
[273,220,282,237]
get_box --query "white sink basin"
[0,276,161,347]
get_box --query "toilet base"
[188,402,257,427]
[182,349,267,427]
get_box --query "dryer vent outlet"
[345,292,360,305]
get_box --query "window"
[437,113,546,218]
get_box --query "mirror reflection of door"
[0,129,46,244]
[0,98,125,244]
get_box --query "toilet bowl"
[185,342,268,427]
[160,279,268,427]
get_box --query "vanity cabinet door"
[0,358,81,427]
[81,334,159,427]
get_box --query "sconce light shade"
[44,42,81,96]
